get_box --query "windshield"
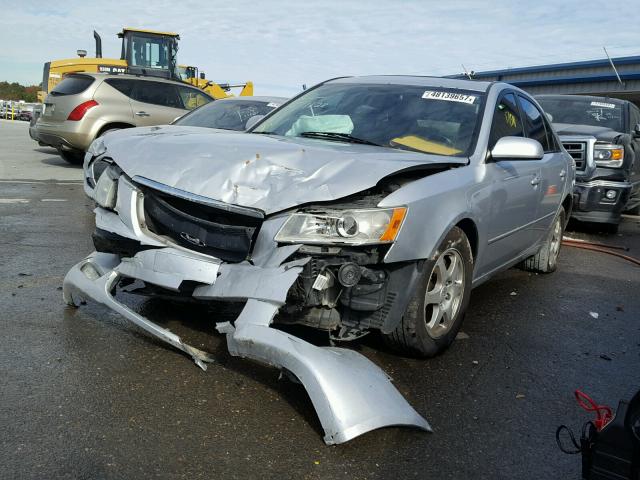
[252,83,484,156]
[537,97,624,131]
[129,33,171,70]
[175,99,281,130]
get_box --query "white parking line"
[0,180,82,185]
[41,199,68,202]
[0,198,29,204]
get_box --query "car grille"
[142,188,263,263]
[562,141,587,171]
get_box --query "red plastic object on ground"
[575,390,614,431]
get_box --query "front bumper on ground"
[572,179,631,224]
[63,244,431,444]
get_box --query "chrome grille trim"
[562,141,587,171]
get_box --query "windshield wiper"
[299,131,381,146]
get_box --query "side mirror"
[491,136,544,161]
[245,114,265,131]
[633,123,640,137]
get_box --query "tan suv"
[33,73,213,164]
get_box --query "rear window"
[50,75,94,96]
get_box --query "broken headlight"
[94,165,121,210]
[594,143,624,168]
[275,207,407,245]
[87,136,107,157]
[89,157,112,187]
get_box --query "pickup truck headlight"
[593,143,624,168]
[94,165,121,210]
[275,207,407,245]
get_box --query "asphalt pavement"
[1,118,639,479]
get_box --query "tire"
[624,203,640,216]
[57,148,84,165]
[383,226,473,358]
[521,207,565,273]
[99,127,121,138]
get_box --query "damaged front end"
[64,170,431,444]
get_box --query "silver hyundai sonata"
[66,76,575,444]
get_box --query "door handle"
[559,169,566,179]
[135,111,150,117]
[531,176,541,186]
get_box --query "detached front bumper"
[64,240,430,444]
[572,179,631,224]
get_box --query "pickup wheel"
[521,207,565,273]
[383,227,473,358]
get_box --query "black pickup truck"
[537,95,640,230]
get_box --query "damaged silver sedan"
[65,76,574,444]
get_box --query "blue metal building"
[448,55,640,105]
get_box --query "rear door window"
[518,95,552,152]
[105,78,136,98]
[50,75,94,96]
[489,93,524,149]
[133,81,183,109]
[177,86,212,110]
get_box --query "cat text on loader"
[38,29,253,102]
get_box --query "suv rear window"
[50,75,94,96]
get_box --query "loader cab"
[119,28,180,80]
[177,65,198,81]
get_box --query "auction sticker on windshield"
[590,101,616,109]
[422,90,476,104]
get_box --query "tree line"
[0,82,41,103]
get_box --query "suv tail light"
[67,100,98,121]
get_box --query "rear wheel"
[383,227,473,357]
[57,148,84,165]
[521,207,565,273]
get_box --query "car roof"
[328,75,493,92]
[70,72,198,88]
[535,94,628,105]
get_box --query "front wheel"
[383,227,473,357]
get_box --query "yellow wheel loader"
[177,65,253,99]
[39,29,253,101]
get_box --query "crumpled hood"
[103,125,465,214]
[553,123,622,142]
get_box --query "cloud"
[1,0,639,96]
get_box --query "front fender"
[379,165,487,265]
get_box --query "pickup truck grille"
[562,141,587,171]
[142,189,262,263]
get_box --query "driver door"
[479,92,542,276]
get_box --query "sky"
[1,0,639,97]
